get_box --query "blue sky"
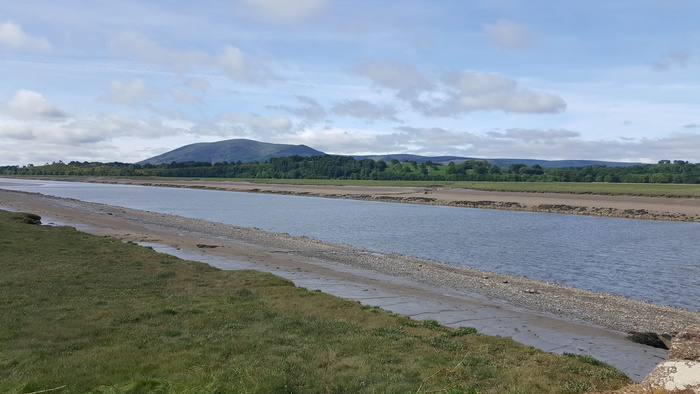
[1,0,699,165]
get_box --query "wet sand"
[1,184,699,381]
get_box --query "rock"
[641,360,700,393]
[637,325,700,393]
[669,325,700,361]
[627,331,669,349]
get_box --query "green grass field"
[0,210,632,393]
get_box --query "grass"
[0,210,632,393]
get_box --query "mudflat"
[1,182,699,380]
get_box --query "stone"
[627,331,669,349]
[637,325,700,393]
[641,360,700,393]
[669,325,700,361]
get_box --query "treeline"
[2,156,699,183]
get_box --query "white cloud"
[0,117,35,140]
[218,112,293,134]
[487,128,580,141]
[487,90,567,113]
[109,31,271,82]
[483,20,533,50]
[352,64,565,116]
[217,46,248,80]
[0,21,52,52]
[0,110,180,157]
[421,71,566,116]
[353,60,432,100]
[395,126,481,147]
[0,116,182,164]
[284,126,482,156]
[442,71,516,95]
[104,79,156,105]
[4,90,65,120]
[269,95,327,122]
[638,132,700,160]
[0,139,121,166]
[332,100,399,122]
[237,0,328,23]
[286,126,380,154]
[652,51,697,71]
[279,125,700,163]
[169,89,202,104]
[183,77,211,91]
[108,30,208,72]
[62,115,177,141]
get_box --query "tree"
[509,163,527,173]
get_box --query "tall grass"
[0,210,631,393]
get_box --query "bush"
[11,212,41,225]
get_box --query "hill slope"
[138,139,324,165]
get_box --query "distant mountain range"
[139,139,642,169]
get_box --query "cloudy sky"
[1,0,699,166]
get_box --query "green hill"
[138,139,324,165]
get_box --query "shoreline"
[2,187,700,380]
[38,177,700,222]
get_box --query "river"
[2,178,698,311]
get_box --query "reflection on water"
[2,178,699,311]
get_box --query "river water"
[2,178,698,312]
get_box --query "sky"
[1,0,699,166]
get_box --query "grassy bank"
[0,210,631,393]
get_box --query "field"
[0,210,633,393]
